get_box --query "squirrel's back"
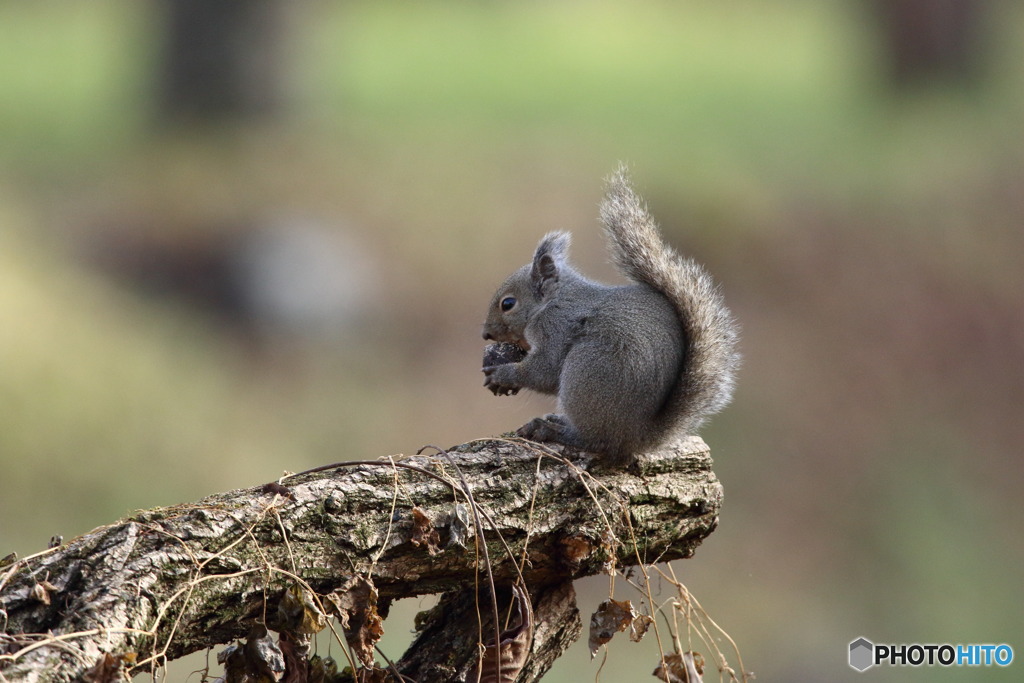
[599,167,740,436]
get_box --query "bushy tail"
[599,166,740,434]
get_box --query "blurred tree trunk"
[870,0,991,87]
[155,0,294,123]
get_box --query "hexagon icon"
[849,637,874,671]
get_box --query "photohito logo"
[849,637,1014,671]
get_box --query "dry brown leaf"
[277,583,327,635]
[30,583,50,606]
[245,625,286,682]
[410,507,441,555]
[83,653,121,683]
[588,597,637,657]
[30,580,57,606]
[279,630,318,683]
[468,584,534,683]
[653,651,705,683]
[308,654,340,683]
[218,625,286,682]
[630,613,655,643]
[326,576,385,667]
[559,535,595,569]
[447,502,471,549]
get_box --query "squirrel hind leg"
[516,414,633,465]
[516,413,580,446]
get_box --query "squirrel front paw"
[482,343,526,396]
[483,364,521,396]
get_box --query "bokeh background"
[2,1,1022,680]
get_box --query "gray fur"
[482,167,739,462]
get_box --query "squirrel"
[481,167,739,462]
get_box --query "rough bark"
[0,436,721,682]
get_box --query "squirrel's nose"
[482,331,494,341]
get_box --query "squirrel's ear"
[531,232,570,298]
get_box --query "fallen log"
[0,436,722,682]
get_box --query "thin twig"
[370,456,401,570]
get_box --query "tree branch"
[0,436,722,682]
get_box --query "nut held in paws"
[482,342,527,369]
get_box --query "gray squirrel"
[482,167,739,462]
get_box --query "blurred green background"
[1,1,1022,680]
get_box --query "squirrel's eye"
[500,296,517,312]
